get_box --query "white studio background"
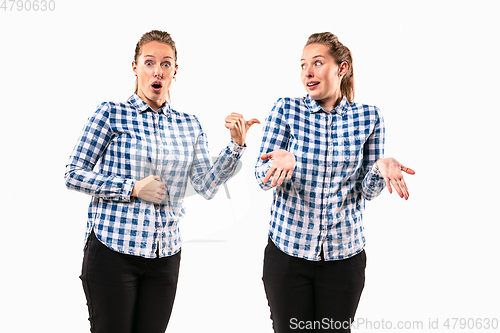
[1,0,499,332]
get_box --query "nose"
[154,65,163,79]
[304,65,314,78]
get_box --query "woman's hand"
[261,149,296,187]
[376,158,415,200]
[225,113,260,147]
[131,175,167,204]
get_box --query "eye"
[145,60,153,66]
[300,63,306,70]
[161,62,171,68]
[314,60,322,66]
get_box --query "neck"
[318,94,342,112]
[147,100,164,111]
[137,93,166,111]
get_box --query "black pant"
[263,237,366,332]
[80,230,181,333]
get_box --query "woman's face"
[300,43,344,111]
[132,41,177,110]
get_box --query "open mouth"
[151,81,163,91]
[307,82,320,88]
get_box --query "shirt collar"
[304,94,349,116]
[128,94,172,115]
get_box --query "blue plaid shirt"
[255,95,386,261]
[65,94,245,258]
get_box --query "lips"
[306,81,320,90]
[151,81,163,92]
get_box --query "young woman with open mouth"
[65,30,259,333]
[255,32,415,332]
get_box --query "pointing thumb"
[247,118,261,127]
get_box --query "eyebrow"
[144,55,173,59]
[300,55,325,61]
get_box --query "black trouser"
[263,237,366,332]
[80,230,181,333]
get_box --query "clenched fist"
[225,113,260,146]
[131,175,167,204]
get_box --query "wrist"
[235,137,245,146]
[131,180,140,197]
[231,137,245,147]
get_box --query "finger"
[263,167,275,184]
[238,117,247,130]
[277,169,287,186]
[400,178,409,200]
[225,114,240,121]
[153,175,161,182]
[271,168,282,187]
[247,118,261,127]
[286,170,294,180]
[150,193,162,204]
[225,115,243,126]
[226,114,242,121]
[225,119,239,129]
[225,112,241,119]
[385,178,393,194]
[261,153,271,161]
[391,179,404,198]
[236,118,246,130]
[401,165,416,175]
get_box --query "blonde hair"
[134,30,177,96]
[305,32,354,103]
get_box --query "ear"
[339,61,349,76]
[174,64,178,77]
[132,61,137,76]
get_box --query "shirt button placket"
[152,112,162,255]
[321,113,334,246]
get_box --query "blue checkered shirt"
[65,94,245,258]
[255,95,386,261]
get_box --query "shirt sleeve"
[254,98,292,191]
[360,108,386,200]
[64,102,135,202]
[189,117,245,200]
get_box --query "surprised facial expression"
[133,41,177,111]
